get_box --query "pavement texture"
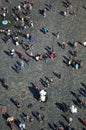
[0,0,86,130]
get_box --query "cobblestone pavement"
[0,0,86,130]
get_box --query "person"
[62,42,67,49]
[56,32,59,40]
[72,50,77,57]
[23,1,27,10]
[27,57,30,65]
[49,77,54,83]
[35,83,40,90]
[39,89,47,102]
[73,42,78,48]
[29,115,34,123]
[50,52,56,59]
[68,117,73,126]
[58,126,64,130]
[45,79,50,87]
[75,63,79,70]
[29,20,33,27]
[26,33,30,40]
[25,43,33,52]
[17,4,22,12]
[70,105,77,113]
[68,57,72,67]
[64,7,70,16]
[28,3,33,13]
[35,54,43,61]
[9,49,15,57]
[43,27,48,34]
[3,6,8,13]
[23,113,29,122]
[38,113,43,123]
[10,122,15,130]
[83,41,86,47]
[19,123,25,130]
[18,50,23,59]
[43,54,48,63]
[43,8,46,17]
[2,12,6,19]
[83,120,86,126]
[20,61,24,68]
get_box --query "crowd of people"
[0,0,86,130]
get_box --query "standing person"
[17,4,22,12]
[83,120,86,126]
[18,50,23,59]
[9,49,15,58]
[45,79,50,87]
[20,61,24,68]
[73,42,78,48]
[26,33,30,40]
[56,32,60,40]
[68,57,73,67]
[29,20,34,27]
[28,3,33,13]
[62,42,67,49]
[29,115,34,123]
[68,117,73,126]
[43,54,48,63]
[64,7,70,16]
[30,51,33,57]
[38,113,43,123]
[83,41,86,47]
[27,57,30,65]
[43,27,48,34]
[43,8,46,17]
[35,83,40,90]
[2,12,6,19]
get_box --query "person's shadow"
[39,9,43,15]
[48,122,55,130]
[14,118,21,128]
[10,98,17,106]
[59,11,64,16]
[31,111,39,121]
[78,117,83,125]
[29,82,40,101]
[57,42,62,48]
[55,102,65,112]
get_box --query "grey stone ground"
[0,0,86,130]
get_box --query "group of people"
[0,0,86,130]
